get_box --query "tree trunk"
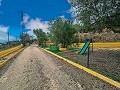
[62,43,66,48]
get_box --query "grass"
[42,45,82,53]
[42,46,50,49]
[50,47,80,53]
[67,47,80,51]
[106,74,120,82]
[113,77,120,82]
[49,50,62,53]
[42,46,62,53]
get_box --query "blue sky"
[0,0,73,42]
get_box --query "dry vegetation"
[77,28,120,42]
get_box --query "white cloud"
[0,25,9,32]
[68,7,78,17]
[0,25,15,42]
[67,7,72,13]
[73,19,83,25]
[0,31,15,42]
[23,14,30,24]
[59,15,65,19]
[73,19,77,25]
[27,30,36,38]
[25,18,49,32]
[23,15,49,37]
[9,35,15,41]
[67,0,79,18]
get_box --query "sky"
[0,0,73,42]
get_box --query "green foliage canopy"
[20,33,30,46]
[49,17,77,48]
[33,29,48,46]
[68,0,120,32]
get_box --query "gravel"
[0,45,82,90]
[0,45,119,90]
[58,48,120,83]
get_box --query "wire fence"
[58,43,120,82]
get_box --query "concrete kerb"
[0,48,24,68]
[39,47,120,88]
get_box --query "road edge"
[39,47,120,88]
[0,48,24,68]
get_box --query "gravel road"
[0,45,119,90]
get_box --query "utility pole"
[21,11,24,46]
[16,36,17,41]
[15,36,18,46]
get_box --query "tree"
[33,29,48,46]
[106,1,120,33]
[68,0,120,32]
[20,33,30,46]
[49,17,76,48]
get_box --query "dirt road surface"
[0,45,119,90]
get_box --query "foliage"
[48,17,77,48]
[20,33,30,46]
[33,29,48,46]
[68,0,120,32]
[67,47,79,50]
